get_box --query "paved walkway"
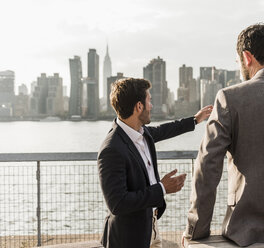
[33,241,103,248]
[34,239,179,248]
[33,235,264,248]
[184,235,264,248]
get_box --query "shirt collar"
[117,118,144,143]
[255,67,264,77]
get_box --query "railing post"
[191,159,194,176]
[36,161,41,246]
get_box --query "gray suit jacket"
[186,68,264,246]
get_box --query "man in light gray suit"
[183,23,264,247]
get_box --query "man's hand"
[194,105,213,124]
[161,169,186,194]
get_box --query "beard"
[139,108,151,125]
[240,57,250,81]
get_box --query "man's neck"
[119,116,142,132]
[249,63,264,79]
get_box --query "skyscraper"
[69,56,83,116]
[87,49,99,118]
[200,67,214,81]
[30,73,64,116]
[0,70,15,105]
[199,67,222,107]
[103,45,112,101]
[46,73,64,116]
[143,57,167,116]
[178,64,198,102]
[200,79,222,107]
[179,64,193,88]
[30,73,48,115]
[18,84,28,95]
[88,49,99,82]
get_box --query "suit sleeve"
[98,146,164,216]
[186,90,232,239]
[147,117,195,143]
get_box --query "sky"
[0,0,263,97]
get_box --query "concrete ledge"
[184,235,264,248]
[34,239,178,248]
[33,241,103,248]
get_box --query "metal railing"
[0,151,227,247]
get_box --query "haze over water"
[0,120,206,153]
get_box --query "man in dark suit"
[98,78,212,248]
[183,23,264,246]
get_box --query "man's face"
[138,90,152,125]
[237,53,250,81]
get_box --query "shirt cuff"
[159,182,166,195]
[193,116,198,125]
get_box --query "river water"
[0,120,206,153]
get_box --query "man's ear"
[242,51,253,66]
[135,101,143,113]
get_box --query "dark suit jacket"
[98,117,195,248]
[186,69,264,246]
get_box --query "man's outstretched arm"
[147,105,213,143]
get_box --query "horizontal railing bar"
[0,151,198,162]
[0,152,97,162]
[157,150,198,160]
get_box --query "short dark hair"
[110,78,151,119]
[237,23,264,65]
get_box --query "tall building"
[30,73,49,115]
[0,70,14,117]
[179,64,193,88]
[143,57,167,117]
[46,73,64,116]
[200,79,222,107]
[199,67,221,107]
[86,49,99,118]
[69,56,83,116]
[18,84,28,95]
[200,67,214,81]
[30,81,37,96]
[85,78,97,118]
[226,70,241,87]
[0,70,15,106]
[103,45,112,101]
[107,73,126,114]
[14,84,29,117]
[178,64,199,102]
[88,49,99,82]
[30,73,64,116]
[199,67,241,107]
[63,86,67,97]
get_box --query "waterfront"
[0,120,227,244]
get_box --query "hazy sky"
[0,0,263,96]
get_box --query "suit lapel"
[112,120,150,184]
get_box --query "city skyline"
[0,0,263,96]
[0,62,241,120]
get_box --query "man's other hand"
[161,169,186,194]
[194,105,213,124]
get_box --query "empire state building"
[103,45,112,101]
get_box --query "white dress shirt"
[117,118,166,195]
